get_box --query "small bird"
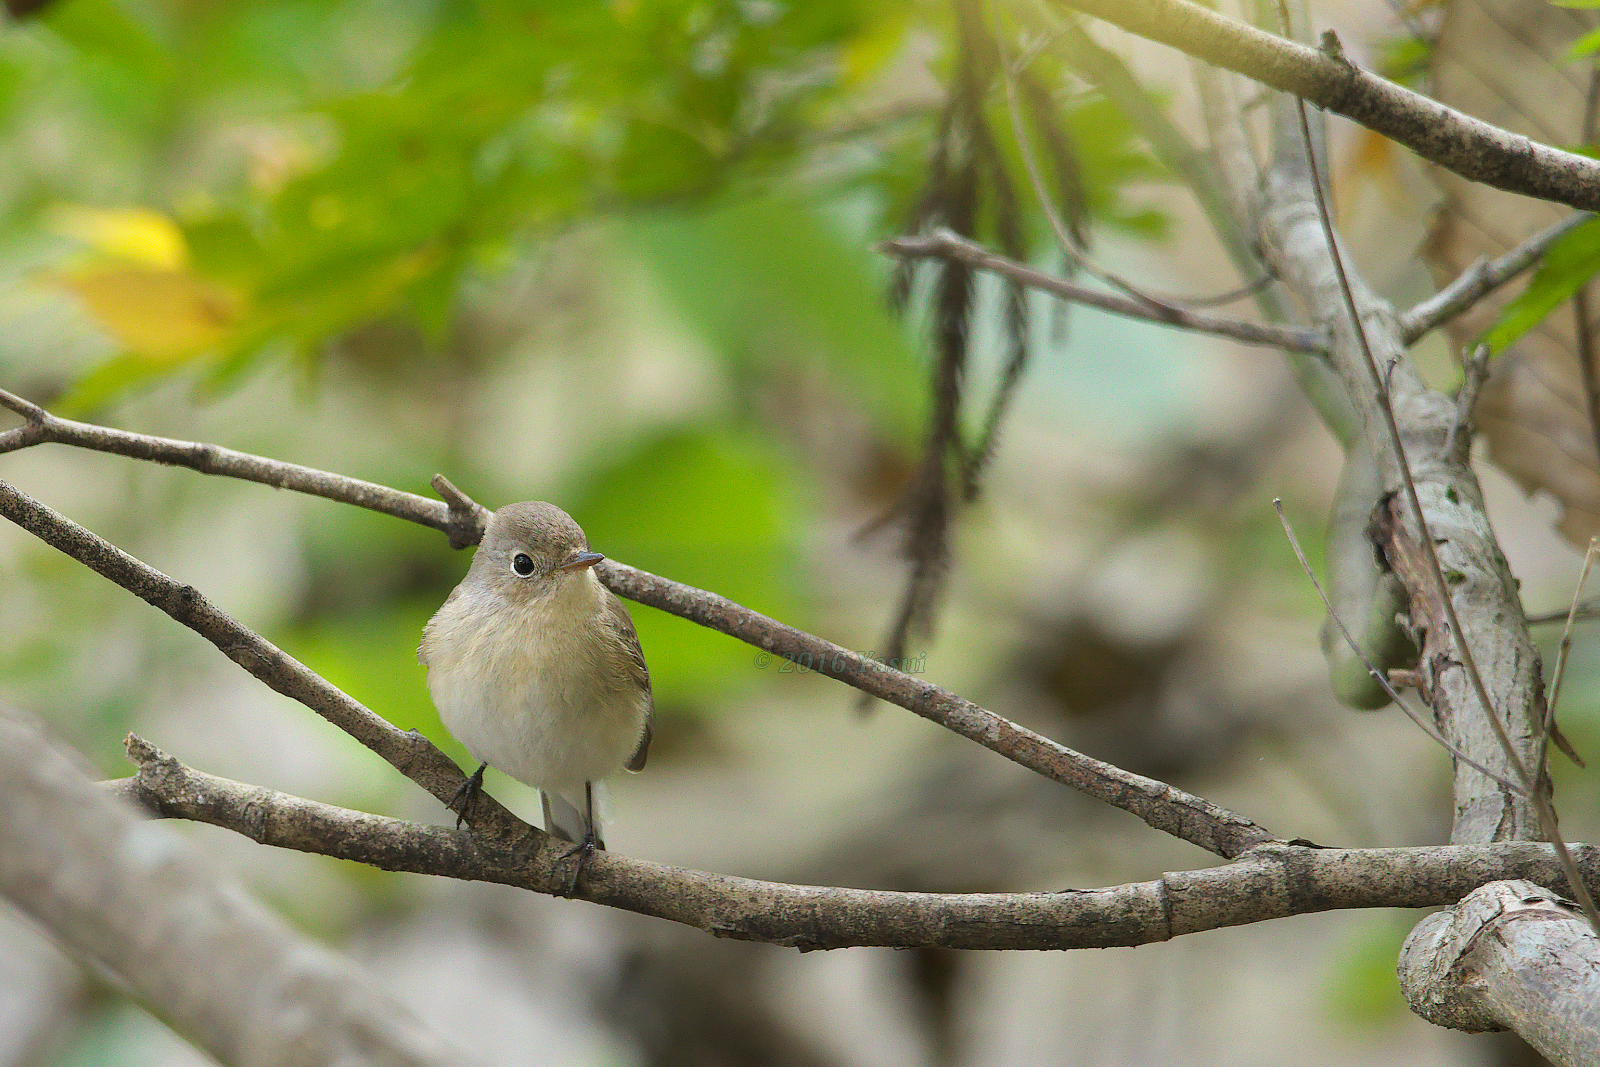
[419,501,652,851]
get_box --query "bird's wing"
[626,719,653,773]
[417,583,465,666]
[605,591,654,772]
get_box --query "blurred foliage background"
[1,0,1597,1063]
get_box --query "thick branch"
[882,230,1327,353]
[0,410,1283,858]
[1400,880,1600,1063]
[113,736,1600,952]
[1400,214,1595,344]
[1248,124,1543,844]
[0,703,461,1064]
[1054,0,1600,214]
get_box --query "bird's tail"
[541,783,608,850]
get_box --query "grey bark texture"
[1400,880,1600,1065]
[110,734,1600,952]
[0,702,465,1066]
[1178,25,1582,1048]
[1250,133,1542,845]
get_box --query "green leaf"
[1378,34,1434,86]
[53,352,187,417]
[1569,26,1600,59]
[1482,217,1600,352]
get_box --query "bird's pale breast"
[421,574,648,797]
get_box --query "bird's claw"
[449,763,487,830]
[558,831,599,897]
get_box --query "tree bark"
[1399,880,1600,1065]
[0,702,464,1066]
[1245,105,1542,844]
[1056,0,1600,213]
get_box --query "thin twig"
[1444,344,1491,462]
[1399,214,1594,344]
[0,388,48,422]
[881,230,1326,352]
[603,555,1281,857]
[1272,499,1525,793]
[1049,12,1359,446]
[997,30,1272,312]
[429,473,492,550]
[0,387,469,536]
[0,470,1281,859]
[112,736,1600,951]
[1529,598,1600,626]
[1575,73,1600,471]
[0,481,533,844]
[1539,539,1599,772]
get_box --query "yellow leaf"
[48,205,189,269]
[54,267,242,361]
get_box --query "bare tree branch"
[1400,214,1594,344]
[0,703,463,1065]
[598,554,1282,857]
[0,388,490,541]
[0,386,488,543]
[1234,88,1546,847]
[1258,6,1598,933]
[1400,880,1600,1065]
[1042,11,1359,446]
[0,474,1281,859]
[1053,0,1600,214]
[0,478,533,847]
[881,230,1327,353]
[110,734,1600,952]
[998,32,1271,311]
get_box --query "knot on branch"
[1317,29,1351,68]
[121,732,187,815]
[430,474,490,549]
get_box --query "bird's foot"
[558,831,600,897]
[449,763,487,830]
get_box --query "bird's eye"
[512,553,535,577]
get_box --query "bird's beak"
[556,551,605,572]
